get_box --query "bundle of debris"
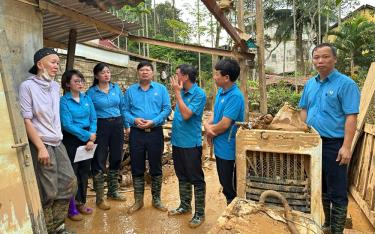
[238,103,311,132]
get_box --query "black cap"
[28,48,58,75]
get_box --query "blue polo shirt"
[171,84,206,148]
[298,69,360,138]
[60,92,97,142]
[123,81,171,127]
[87,83,128,128]
[213,84,245,160]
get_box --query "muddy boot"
[322,193,331,234]
[107,170,126,201]
[128,176,145,214]
[151,175,167,212]
[93,172,110,210]
[189,183,206,228]
[68,197,83,221]
[52,199,70,232]
[168,181,192,216]
[331,204,347,234]
[43,206,54,233]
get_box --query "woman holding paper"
[60,69,97,220]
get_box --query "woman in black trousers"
[60,69,97,220]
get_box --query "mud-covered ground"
[66,161,374,234]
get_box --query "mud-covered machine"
[210,104,323,233]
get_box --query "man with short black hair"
[204,58,245,205]
[299,43,360,234]
[124,61,172,214]
[169,64,207,228]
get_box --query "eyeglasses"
[73,80,85,84]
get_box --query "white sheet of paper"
[74,144,97,163]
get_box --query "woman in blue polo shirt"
[87,62,127,210]
[60,69,97,220]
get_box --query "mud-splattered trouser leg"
[30,142,77,233]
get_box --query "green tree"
[328,15,375,76]
[264,0,359,74]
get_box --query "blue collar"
[136,81,155,90]
[314,69,339,83]
[184,83,197,95]
[65,91,84,100]
[220,83,237,95]
[93,83,115,92]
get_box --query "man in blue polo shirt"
[299,43,360,234]
[124,61,172,214]
[168,64,207,228]
[204,58,245,205]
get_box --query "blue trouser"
[322,137,348,206]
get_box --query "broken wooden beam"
[201,0,248,52]
[127,35,255,60]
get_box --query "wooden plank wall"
[350,124,375,227]
[351,63,375,153]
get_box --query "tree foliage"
[116,1,214,86]
[328,16,375,76]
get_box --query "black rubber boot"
[168,180,192,216]
[107,170,126,201]
[189,183,206,228]
[151,175,167,212]
[331,204,347,234]
[128,176,145,214]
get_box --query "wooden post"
[237,0,250,120]
[65,29,77,71]
[152,61,157,81]
[256,0,267,114]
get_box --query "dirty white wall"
[0,0,44,233]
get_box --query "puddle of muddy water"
[66,161,227,234]
[66,161,375,234]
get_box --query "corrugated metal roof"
[78,0,143,10]
[43,0,140,46]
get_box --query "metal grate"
[246,151,311,212]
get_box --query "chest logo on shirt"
[187,98,191,102]
[221,98,225,103]
[85,103,89,107]
[154,92,158,96]
[328,90,334,96]
[111,92,115,96]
